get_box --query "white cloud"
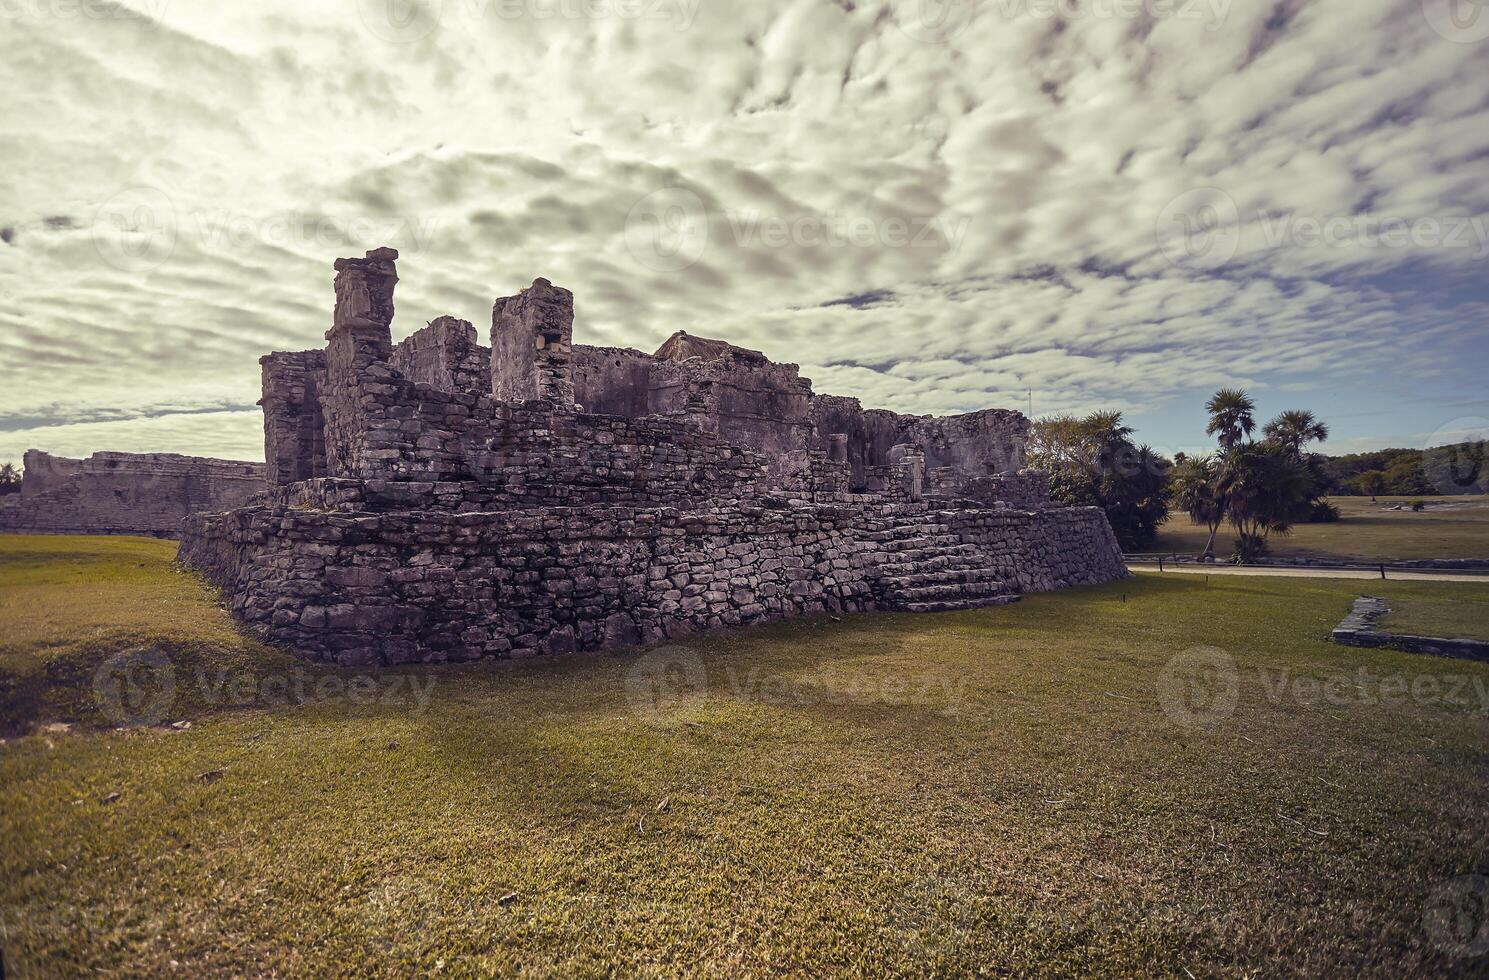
[0,0,1484,461]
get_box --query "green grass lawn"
[3,535,1489,976]
[0,535,304,734]
[1380,593,1489,643]
[1152,495,1489,562]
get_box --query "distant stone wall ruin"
[0,450,265,538]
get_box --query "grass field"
[1152,495,1489,562]
[1381,593,1489,643]
[3,535,1489,975]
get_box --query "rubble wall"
[390,316,489,394]
[572,346,658,417]
[0,450,265,537]
[181,499,1123,665]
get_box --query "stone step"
[895,594,1023,614]
[883,530,970,545]
[876,522,953,535]
[878,567,1006,589]
[882,581,1010,603]
[864,527,952,543]
[877,544,982,562]
[875,554,994,576]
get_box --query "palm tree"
[1225,442,1313,561]
[1194,389,1257,558]
[1263,409,1329,457]
[1086,410,1134,446]
[1086,410,1136,479]
[1205,388,1256,450]
[1171,454,1225,558]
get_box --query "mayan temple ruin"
[179,248,1127,665]
[0,450,264,537]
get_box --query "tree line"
[1031,393,1344,561]
[1324,443,1485,499]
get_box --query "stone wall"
[895,409,1029,475]
[261,350,328,486]
[178,246,1128,665]
[928,467,1051,510]
[574,338,1028,491]
[264,284,1031,496]
[492,278,575,408]
[182,497,1123,665]
[390,316,489,394]
[572,346,658,417]
[0,450,265,537]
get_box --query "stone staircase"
[868,521,1021,613]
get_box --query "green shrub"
[1307,500,1341,523]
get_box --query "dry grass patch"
[1153,495,1489,562]
[2,536,1488,975]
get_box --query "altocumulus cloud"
[0,0,1485,460]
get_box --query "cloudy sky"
[1,0,1486,465]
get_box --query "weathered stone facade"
[0,450,264,537]
[180,248,1127,665]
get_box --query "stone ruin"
[179,248,1127,665]
[0,450,264,538]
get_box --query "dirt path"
[1127,563,1489,584]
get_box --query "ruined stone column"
[322,247,399,477]
[826,433,849,463]
[260,350,328,486]
[888,444,925,503]
[327,246,398,364]
[491,278,575,411]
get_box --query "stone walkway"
[1127,563,1489,584]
